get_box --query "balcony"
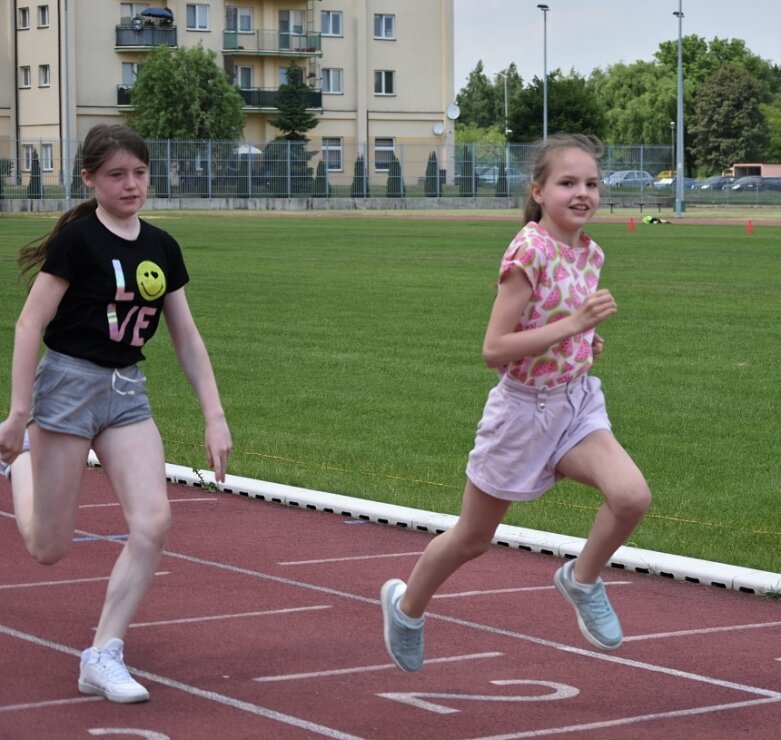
[223,29,321,56]
[115,24,177,49]
[238,87,322,110]
[117,85,133,106]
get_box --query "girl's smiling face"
[532,147,600,246]
[81,149,149,220]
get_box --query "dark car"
[696,175,734,190]
[730,176,781,191]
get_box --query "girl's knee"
[612,481,652,520]
[450,525,494,561]
[129,508,171,551]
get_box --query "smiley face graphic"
[136,260,166,302]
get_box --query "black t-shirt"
[42,211,189,368]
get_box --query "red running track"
[1,467,780,739]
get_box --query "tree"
[313,159,329,198]
[70,143,86,198]
[456,145,475,197]
[270,63,320,141]
[508,71,605,142]
[424,151,439,196]
[350,155,368,197]
[455,61,497,128]
[386,155,404,197]
[129,44,244,140]
[689,66,770,173]
[27,149,43,199]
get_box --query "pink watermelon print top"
[499,221,605,388]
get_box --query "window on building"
[18,6,31,29]
[321,68,343,94]
[321,10,342,36]
[279,8,304,49]
[121,62,140,86]
[225,6,253,33]
[37,5,49,27]
[120,3,149,23]
[322,137,343,172]
[22,145,34,172]
[374,138,395,172]
[374,14,395,39]
[236,65,253,88]
[41,144,54,172]
[374,70,395,96]
[19,66,32,88]
[186,4,209,31]
[38,64,51,87]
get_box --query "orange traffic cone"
[629,217,636,232]
[746,219,753,235]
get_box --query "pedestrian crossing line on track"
[253,652,504,683]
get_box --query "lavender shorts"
[466,373,611,501]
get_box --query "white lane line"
[253,652,504,683]
[80,497,218,509]
[434,582,633,599]
[279,551,423,566]
[0,697,102,713]
[0,624,364,740]
[624,620,781,642]
[0,572,170,590]
[129,605,332,629]
[467,696,781,739]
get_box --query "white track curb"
[88,454,780,597]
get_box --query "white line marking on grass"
[0,624,364,740]
[253,652,503,683]
[279,551,423,565]
[0,573,169,590]
[434,582,632,599]
[129,605,331,628]
[467,696,781,739]
[624,620,781,641]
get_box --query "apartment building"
[0,0,455,192]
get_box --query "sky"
[453,0,781,97]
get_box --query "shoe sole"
[78,679,150,703]
[554,567,622,652]
[380,579,421,672]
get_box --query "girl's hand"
[574,289,617,332]
[0,417,27,466]
[592,333,605,359]
[204,418,232,483]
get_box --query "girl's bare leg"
[556,429,651,584]
[90,418,171,647]
[400,480,511,618]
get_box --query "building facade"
[0,0,455,193]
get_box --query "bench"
[605,196,675,214]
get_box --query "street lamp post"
[537,4,549,141]
[673,1,684,217]
[495,70,511,189]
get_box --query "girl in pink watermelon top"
[382,134,652,671]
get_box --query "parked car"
[696,175,734,190]
[604,170,654,188]
[475,166,528,187]
[656,177,697,190]
[730,176,781,191]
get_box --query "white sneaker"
[78,638,150,703]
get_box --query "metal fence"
[2,137,778,206]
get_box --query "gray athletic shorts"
[466,373,611,501]
[30,350,152,440]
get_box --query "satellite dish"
[446,103,461,120]
[433,122,445,135]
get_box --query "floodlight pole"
[673,1,685,218]
[537,4,549,141]
[495,70,511,180]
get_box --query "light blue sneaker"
[381,579,424,672]
[554,559,623,651]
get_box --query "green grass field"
[1,211,779,574]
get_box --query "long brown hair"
[18,124,150,282]
[522,133,604,225]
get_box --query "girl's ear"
[80,169,94,189]
[530,181,544,205]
